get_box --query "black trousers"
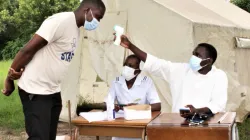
[19,87,62,140]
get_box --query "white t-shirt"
[143,54,228,114]
[18,12,80,95]
[105,74,161,140]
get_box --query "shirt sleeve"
[207,71,228,114]
[35,16,62,43]
[143,54,185,83]
[146,78,161,104]
[104,81,116,104]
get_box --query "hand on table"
[180,105,197,118]
[114,103,138,112]
[114,104,120,112]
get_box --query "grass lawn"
[0,61,24,132]
[238,117,250,140]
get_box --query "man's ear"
[208,58,213,65]
[86,8,90,11]
[83,8,90,14]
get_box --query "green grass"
[0,61,24,132]
[238,117,250,140]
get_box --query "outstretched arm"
[118,35,147,62]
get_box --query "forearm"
[128,43,147,62]
[8,35,48,76]
[150,103,161,111]
[196,107,212,114]
[10,49,35,72]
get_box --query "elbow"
[157,103,162,111]
[207,105,225,114]
[142,53,147,62]
[151,103,161,112]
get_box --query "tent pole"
[68,100,72,139]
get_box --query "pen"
[217,112,228,123]
[133,98,141,104]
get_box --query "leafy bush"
[232,0,250,13]
[0,0,79,60]
[1,38,27,60]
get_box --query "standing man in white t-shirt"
[2,0,106,139]
[115,35,228,117]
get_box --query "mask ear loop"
[201,58,211,67]
[85,9,93,22]
[90,9,94,19]
[84,11,87,21]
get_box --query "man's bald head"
[80,0,105,13]
[75,0,106,27]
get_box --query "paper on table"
[56,136,70,140]
[79,111,107,122]
[124,110,151,120]
[124,105,151,120]
[115,110,124,118]
[80,110,125,122]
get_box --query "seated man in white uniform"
[116,35,228,118]
[106,54,161,140]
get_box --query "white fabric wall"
[124,0,194,112]
[60,29,84,121]
[60,0,250,122]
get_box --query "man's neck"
[74,10,84,28]
[126,77,137,89]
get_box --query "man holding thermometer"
[114,32,228,119]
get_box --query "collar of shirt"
[116,74,145,87]
[192,66,216,77]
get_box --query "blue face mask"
[189,55,210,72]
[84,9,99,31]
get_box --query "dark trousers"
[19,87,62,140]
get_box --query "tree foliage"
[232,0,250,13]
[0,0,79,60]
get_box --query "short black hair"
[197,43,217,64]
[80,0,105,10]
[125,55,141,67]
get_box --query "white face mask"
[122,66,139,81]
[189,55,210,72]
[84,9,99,31]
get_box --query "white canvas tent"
[60,0,250,122]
